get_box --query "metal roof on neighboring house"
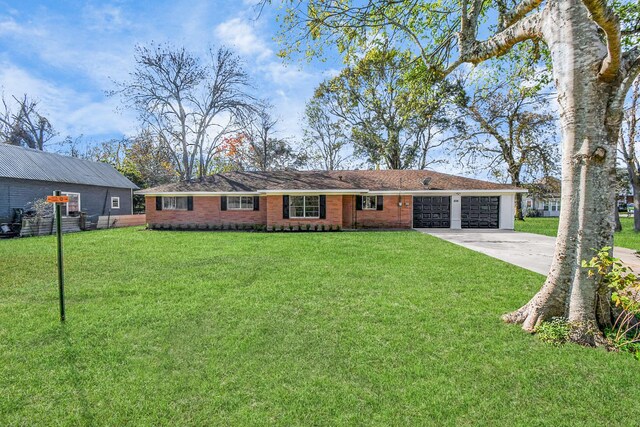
[137,169,524,195]
[0,144,139,189]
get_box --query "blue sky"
[0,0,340,148]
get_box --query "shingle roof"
[0,144,139,189]
[137,169,521,194]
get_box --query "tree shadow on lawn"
[58,325,95,426]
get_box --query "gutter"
[136,188,528,196]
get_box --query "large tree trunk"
[614,203,622,232]
[503,0,623,346]
[514,186,524,221]
[634,189,640,232]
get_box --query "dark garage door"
[413,196,451,228]
[461,196,500,228]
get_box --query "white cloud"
[0,17,46,38]
[214,17,273,61]
[0,63,136,139]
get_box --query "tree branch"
[500,0,544,30]
[581,0,621,81]
[447,10,542,75]
[615,47,640,106]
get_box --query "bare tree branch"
[581,0,622,81]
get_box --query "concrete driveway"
[417,229,640,275]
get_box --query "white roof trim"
[137,188,526,196]
[258,189,370,195]
[373,189,528,194]
[135,191,261,196]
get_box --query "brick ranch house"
[137,170,526,230]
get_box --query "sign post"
[47,191,69,322]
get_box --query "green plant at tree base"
[581,247,640,358]
[533,247,640,358]
[535,318,571,345]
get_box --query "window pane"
[163,197,174,210]
[305,207,319,217]
[305,196,319,217]
[290,196,305,207]
[305,196,319,207]
[64,193,80,213]
[175,197,188,210]
[227,196,241,209]
[363,196,376,210]
[241,196,254,209]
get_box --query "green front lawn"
[1,228,638,425]
[516,216,640,251]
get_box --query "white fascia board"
[373,189,528,195]
[137,188,527,196]
[135,191,262,196]
[258,189,370,195]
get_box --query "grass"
[1,228,639,426]
[516,216,640,251]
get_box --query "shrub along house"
[138,170,525,230]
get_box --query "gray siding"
[0,178,133,223]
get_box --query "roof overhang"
[258,189,369,195]
[372,189,528,195]
[135,191,261,196]
[137,188,527,196]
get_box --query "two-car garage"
[413,195,502,229]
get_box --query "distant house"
[523,176,561,217]
[0,144,138,224]
[137,170,526,230]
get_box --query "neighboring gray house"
[0,144,138,224]
[522,176,561,217]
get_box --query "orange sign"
[47,195,69,203]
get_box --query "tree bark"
[514,182,525,221]
[614,203,622,232]
[503,0,622,345]
[634,190,640,232]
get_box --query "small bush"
[306,223,311,231]
[336,224,341,231]
[321,224,325,231]
[535,317,571,345]
[583,247,640,354]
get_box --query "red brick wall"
[266,194,343,229]
[146,196,267,227]
[145,194,412,229]
[346,195,412,229]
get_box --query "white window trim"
[227,196,254,210]
[162,196,188,211]
[289,195,320,219]
[111,197,120,209]
[61,192,81,216]
[362,195,378,210]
